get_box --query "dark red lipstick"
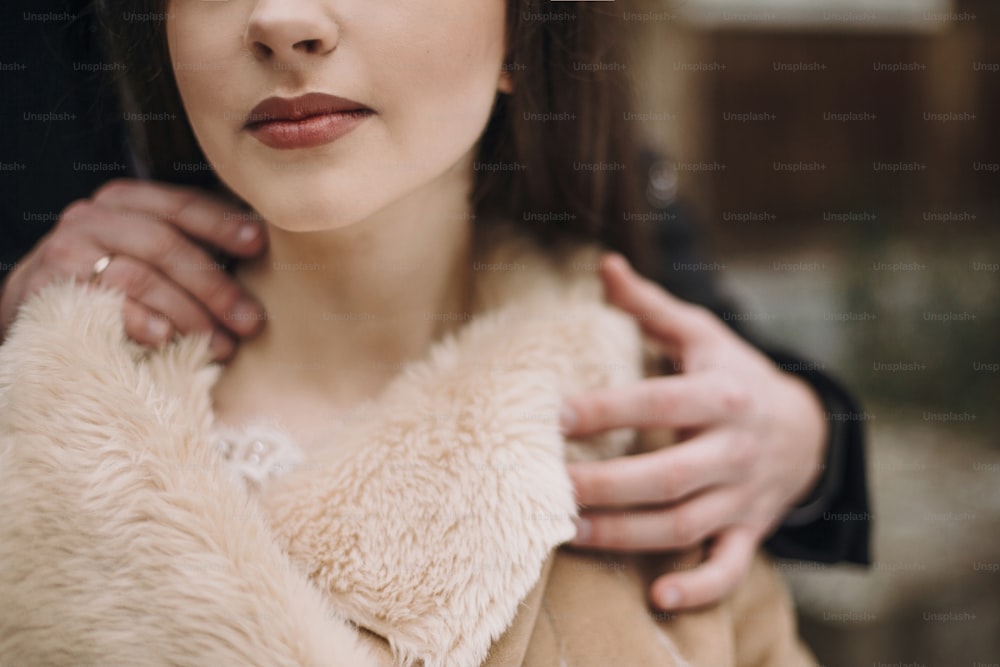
[245,92,373,150]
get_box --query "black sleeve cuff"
[762,348,872,565]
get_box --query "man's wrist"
[780,375,848,528]
[783,373,830,509]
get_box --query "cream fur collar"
[0,221,645,667]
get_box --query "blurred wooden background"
[632,0,998,253]
[626,1,999,664]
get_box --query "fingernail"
[147,317,171,342]
[559,405,577,435]
[231,298,263,332]
[572,516,591,542]
[238,223,260,245]
[659,587,681,609]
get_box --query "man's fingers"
[120,298,174,347]
[97,255,237,360]
[67,200,264,337]
[649,527,756,611]
[569,432,746,509]
[121,298,234,362]
[95,251,213,334]
[598,252,717,349]
[91,179,265,257]
[562,373,751,437]
[570,489,740,552]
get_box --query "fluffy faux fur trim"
[0,221,645,667]
[0,281,379,666]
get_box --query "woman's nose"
[245,1,339,62]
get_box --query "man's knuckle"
[203,279,244,316]
[155,229,194,272]
[92,179,132,203]
[584,468,617,506]
[59,199,93,225]
[638,388,663,423]
[734,442,756,471]
[586,518,605,545]
[125,265,160,299]
[669,510,697,546]
[685,304,717,329]
[728,431,755,465]
[588,393,615,425]
[656,470,676,500]
[41,235,77,265]
[164,189,204,225]
[594,519,625,548]
[720,381,751,414]
[662,456,688,488]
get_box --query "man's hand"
[0,179,267,360]
[562,252,828,611]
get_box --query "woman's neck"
[224,179,475,408]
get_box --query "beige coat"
[0,221,816,666]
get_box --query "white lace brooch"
[210,416,305,490]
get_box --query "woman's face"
[167,0,509,232]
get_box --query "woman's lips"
[243,92,373,149]
[246,109,374,150]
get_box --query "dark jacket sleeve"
[760,348,872,564]
[639,150,871,566]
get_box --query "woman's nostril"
[297,39,321,54]
[252,42,274,59]
[249,40,324,59]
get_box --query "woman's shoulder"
[474,216,607,268]
[0,278,135,380]
[0,276,219,433]
[470,216,610,314]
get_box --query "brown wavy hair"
[97,0,661,274]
